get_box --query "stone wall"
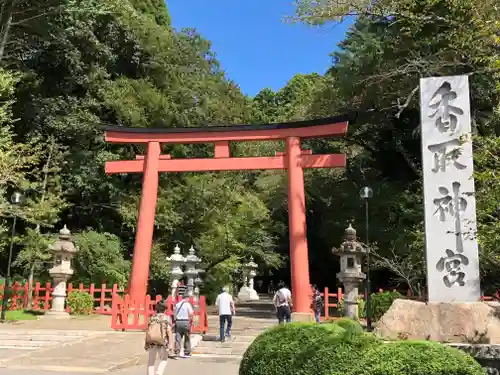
[449,344,500,375]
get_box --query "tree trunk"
[0,0,16,61]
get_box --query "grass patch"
[5,310,39,321]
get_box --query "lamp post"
[359,186,373,331]
[1,191,23,322]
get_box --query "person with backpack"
[273,281,292,324]
[311,285,324,323]
[145,300,173,375]
[173,291,194,358]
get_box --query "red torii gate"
[104,116,348,319]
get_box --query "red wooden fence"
[0,281,124,315]
[110,294,208,333]
[319,287,499,320]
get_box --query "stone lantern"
[166,244,185,297]
[332,224,366,320]
[194,274,204,301]
[238,257,259,301]
[184,246,201,297]
[46,225,78,319]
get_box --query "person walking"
[268,280,276,296]
[273,281,292,324]
[173,292,194,358]
[215,286,235,342]
[145,300,174,375]
[311,285,324,323]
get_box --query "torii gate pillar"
[128,141,160,301]
[286,137,311,317]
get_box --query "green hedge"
[239,323,346,375]
[334,318,364,335]
[294,331,380,375]
[348,340,485,375]
[240,321,485,375]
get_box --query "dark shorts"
[277,305,291,323]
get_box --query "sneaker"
[183,353,192,358]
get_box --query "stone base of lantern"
[42,310,71,320]
[292,312,314,322]
[237,286,259,301]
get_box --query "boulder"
[374,299,500,344]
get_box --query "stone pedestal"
[49,277,70,318]
[339,275,365,320]
[237,286,259,301]
[375,299,500,343]
[238,257,259,301]
[292,312,314,322]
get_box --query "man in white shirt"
[273,281,292,324]
[215,286,235,342]
[174,292,194,357]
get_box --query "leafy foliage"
[67,291,94,315]
[239,323,347,375]
[348,340,485,375]
[370,291,404,321]
[72,230,130,287]
[294,332,380,375]
[0,0,498,299]
[334,318,364,334]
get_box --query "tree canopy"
[0,0,498,296]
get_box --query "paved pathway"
[0,295,276,372]
[0,357,239,375]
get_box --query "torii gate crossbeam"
[104,115,348,320]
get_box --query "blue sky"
[167,0,352,97]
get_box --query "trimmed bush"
[67,291,94,315]
[348,340,485,375]
[370,291,403,321]
[239,322,346,375]
[335,318,364,335]
[294,332,380,375]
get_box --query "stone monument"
[420,75,480,302]
[184,246,201,297]
[375,76,500,344]
[46,225,78,319]
[237,257,259,301]
[332,224,366,320]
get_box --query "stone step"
[0,334,88,341]
[0,330,97,337]
[205,330,267,337]
[0,330,98,350]
[193,346,247,356]
[196,341,250,350]
[0,340,57,348]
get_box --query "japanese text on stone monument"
[420,75,480,303]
